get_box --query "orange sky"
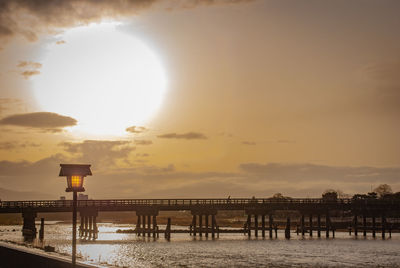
[0,0,399,200]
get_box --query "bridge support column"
[254,215,258,237]
[39,218,44,240]
[261,215,265,238]
[317,215,321,238]
[301,215,305,236]
[363,215,367,237]
[165,218,171,240]
[247,214,251,237]
[79,216,84,237]
[269,215,273,238]
[142,215,146,237]
[136,215,141,236]
[382,215,386,239]
[199,215,203,237]
[211,215,216,238]
[205,215,209,238]
[147,215,151,237]
[354,215,358,237]
[325,213,330,238]
[84,216,88,238]
[372,216,376,238]
[285,217,291,239]
[79,210,98,240]
[193,215,197,236]
[22,211,37,240]
[153,215,157,238]
[88,216,93,239]
[309,215,313,237]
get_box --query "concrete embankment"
[0,242,101,268]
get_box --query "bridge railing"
[0,198,356,209]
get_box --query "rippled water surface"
[1,223,400,267]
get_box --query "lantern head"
[59,164,92,192]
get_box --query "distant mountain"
[0,187,57,200]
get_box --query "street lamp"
[59,164,92,268]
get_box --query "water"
[1,223,400,267]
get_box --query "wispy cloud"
[126,126,148,134]
[242,141,256,145]
[134,139,153,145]
[158,132,207,140]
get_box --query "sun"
[32,22,167,137]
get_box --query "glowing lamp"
[59,164,92,192]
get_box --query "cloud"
[136,153,149,157]
[0,141,40,150]
[59,140,135,168]
[364,60,400,112]
[126,126,148,134]
[0,0,255,42]
[158,132,207,140]
[242,141,256,145]
[20,70,40,79]
[55,40,66,45]
[17,61,42,68]
[0,112,77,132]
[134,139,153,145]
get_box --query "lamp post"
[59,164,92,268]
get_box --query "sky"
[0,0,399,200]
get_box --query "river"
[1,222,400,267]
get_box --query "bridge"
[1,198,399,240]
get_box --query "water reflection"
[1,223,400,267]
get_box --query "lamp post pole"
[72,191,77,268]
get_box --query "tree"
[374,184,393,198]
[322,189,338,202]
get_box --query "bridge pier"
[79,210,98,240]
[354,215,358,237]
[317,214,321,237]
[254,215,258,237]
[246,214,251,237]
[22,211,37,240]
[325,213,330,238]
[301,215,305,236]
[136,209,158,238]
[363,215,367,237]
[382,215,386,239]
[191,208,217,239]
[39,218,44,240]
[205,214,209,237]
[372,216,376,238]
[269,215,273,238]
[261,215,265,238]
[285,217,291,239]
[309,215,313,237]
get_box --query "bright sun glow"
[33,22,167,137]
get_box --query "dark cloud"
[0,0,254,42]
[242,141,256,145]
[126,126,148,134]
[158,132,207,140]
[59,140,135,167]
[0,112,77,132]
[134,139,153,145]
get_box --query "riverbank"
[0,241,102,268]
